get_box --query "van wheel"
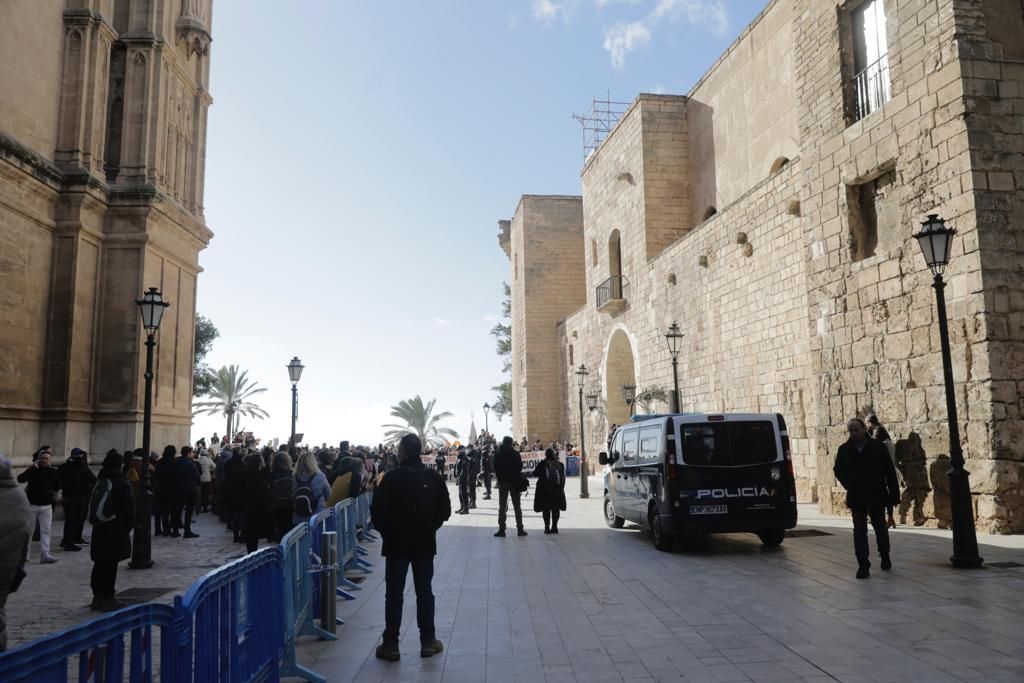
[604,494,625,529]
[650,507,674,552]
[757,529,786,546]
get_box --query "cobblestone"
[294,479,1024,683]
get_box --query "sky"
[191,0,768,447]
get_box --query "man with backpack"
[88,450,135,612]
[371,434,450,661]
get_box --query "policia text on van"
[599,413,797,551]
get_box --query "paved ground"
[295,477,1024,683]
[6,508,254,649]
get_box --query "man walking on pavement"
[833,417,901,579]
[494,436,526,537]
[371,434,451,661]
[56,447,95,549]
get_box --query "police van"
[599,413,797,551]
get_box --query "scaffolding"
[572,93,631,163]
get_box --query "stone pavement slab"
[6,508,257,649]
[294,478,1024,683]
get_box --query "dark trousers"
[273,508,293,543]
[469,476,477,506]
[167,498,184,534]
[482,471,492,496]
[382,556,435,646]
[497,484,523,530]
[542,509,560,531]
[62,496,88,544]
[200,482,211,511]
[851,503,890,567]
[153,498,164,535]
[182,493,195,532]
[90,561,118,599]
[458,480,472,511]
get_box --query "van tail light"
[781,431,794,478]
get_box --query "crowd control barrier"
[0,602,179,682]
[0,494,374,683]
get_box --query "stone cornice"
[0,133,64,188]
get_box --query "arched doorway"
[604,328,636,428]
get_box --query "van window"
[638,425,661,463]
[610,430,624,465]
[680,421,778,466]
[621,429,638,462]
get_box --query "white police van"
[599,412,797,551]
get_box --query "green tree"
[193,365,269,439]
[491,282,512,417]
[381,395,460,447]
[192,314,220,397]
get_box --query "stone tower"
[0,0,215,463]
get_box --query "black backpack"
[293,475,316,518]
[271,474,294,510]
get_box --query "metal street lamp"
[576,364,590,499]
[482,402,490,433]
[621,383,637,417]
[912,214,983,569]
[665,321,684,412]
[287,357,305,446]
[130,287,169,570]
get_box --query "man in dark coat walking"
[494,436,526,537]
[834,417,901,578]
[89,450,135,611]
[371,434,450,661]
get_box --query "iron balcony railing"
[851,53,891,122]
[596,275,627,309]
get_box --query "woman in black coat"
[241,453,273,553]
[90,450,135,612]
[533,448,567,534]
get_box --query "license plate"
[689,504,727,515]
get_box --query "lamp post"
[130,287,169,570]
[483,402,490,433]
[665,321,684,413]
[621,383,637,418]
[576,364,590,499]
[287,357,305,446]
[912,214,983,569]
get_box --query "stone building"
[499,0,1024,533]
[0,0,214,464]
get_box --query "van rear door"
[677,418,788,526]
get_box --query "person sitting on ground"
[371,434,451,661]
[88,450,135,612]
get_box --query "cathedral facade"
[0,0,214,464]
[500,0,1024,532]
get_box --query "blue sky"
[191,0,767,446]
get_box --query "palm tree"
[193,365,270,440]
[382,395,460,448]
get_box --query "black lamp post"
[287,357,304,446]
[576,364,590,499]
[483,402,490,433]
[912,214,983,569]
[665,321,684,413]
[621,383,637,418]
[130,287,169,570]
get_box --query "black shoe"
[544,528,551,534]
[169,531,181,538]
[494,530,506,538]
[469,504,477,509]
[880,556,892,571]
[183,531,200,539]
[551,527,558,534]
[101,598,128,613]
[482,495,491,500]
[517,529,528,537]
[62,544,81,552]
[90,595,102,611]
[856,566,870,579]
[75,538,89,545]
[420,639,444,658]
[376,643,400,661]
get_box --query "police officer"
[480,446,494,500]
[433,451,446,477]
[467,447,482,510]
[454,448,471,514]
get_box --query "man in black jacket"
[371,434,451,661]
[56,447,96,550]
[467,447,481,509]
[834,418,901,578]
[18,448,60,563]
[172,446,201,538]
[480,446,494,500]
[494,436,526,537]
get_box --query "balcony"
[850,53,890,122]
[596,275,628,312]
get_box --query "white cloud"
[532,0,576,26]
[433,317,451,327]
[603,21,651,70]
[602,0,729,69]
[647,82,668,94]
[595,0,642,9]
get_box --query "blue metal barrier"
[342,499,374,573]
[279,522,332,683]
[0,602,178,682]
[355,493,377,541]
[174,546,284,682]
[307,507,344,628]
[333,500,361,599]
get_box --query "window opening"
[848,0,890,121]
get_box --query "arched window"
[770,157,791,175]
[702,207,718,221]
